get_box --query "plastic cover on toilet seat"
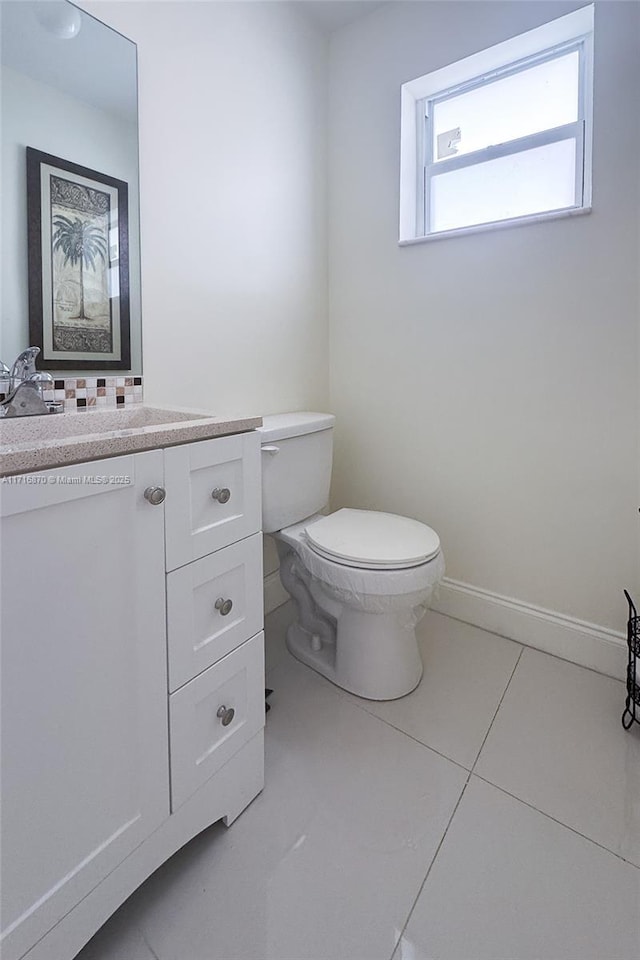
[305,509,441,570]
[276,516,445,614]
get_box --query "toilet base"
[286,607,423,701]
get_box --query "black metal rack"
[622,590,639,730]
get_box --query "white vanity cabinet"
[166,533,263,692]
[1,450,169,960]
[0,430,264,960]
[163,433,265,814]
[164,432,261,570]
[169,631,265,810]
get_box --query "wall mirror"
[1,0,141,374]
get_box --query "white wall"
[0,66,141,372]
[77,1,638,636]
[85,0,329,421]
[328,1,640,633]
[83,1,329,587]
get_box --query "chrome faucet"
[0,347,61,417]
[0,360,10,394]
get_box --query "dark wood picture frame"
[26,147,131,371]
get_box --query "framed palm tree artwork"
[26,148,131,370]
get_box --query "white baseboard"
[263,571,628,681]
[432,577,628,681]
[264,570,288,616]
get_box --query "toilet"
[259,413,444,700]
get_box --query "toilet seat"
[277,515,445,604]
[304,508,440,570]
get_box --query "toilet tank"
[258,413,335,533]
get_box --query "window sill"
[398,204,592,246]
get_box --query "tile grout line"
[388,772,472,960]
[387,649,526,958]
[472,772,640,871]
[467,644,640,870]
[273,633,639,870]
[470,645,525,773]
[270,605,626,687]
[433,610,627,685]
[271,652,472,772]
[268,616,638,874]
[268,627,524,777]
[140,927,161,960]
[344,701,473,773]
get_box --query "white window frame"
[399,5,594,244]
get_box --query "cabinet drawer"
[164,432,261,571]
[169,633,264,811]
[167,533,263,692]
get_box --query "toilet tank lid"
[257,412,335,443]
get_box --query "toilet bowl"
[259,414,445,700]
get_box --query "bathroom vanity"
[1,5,266,956]
[0,411,265,960]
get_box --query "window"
[399,6,594,243]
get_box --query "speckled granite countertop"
[0,406,262,477]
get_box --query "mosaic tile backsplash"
[39,376,142,412]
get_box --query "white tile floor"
[77,604,640,960]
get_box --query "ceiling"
[1,0,388,123]
[1,1,137,123]
[296,1,388,34]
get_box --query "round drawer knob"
[211,487,231,504]
[144,486,166,505]
[216,705,235,726]
[215,597,233,616]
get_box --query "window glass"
[429,137,577,232]
[432,50,580,161]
